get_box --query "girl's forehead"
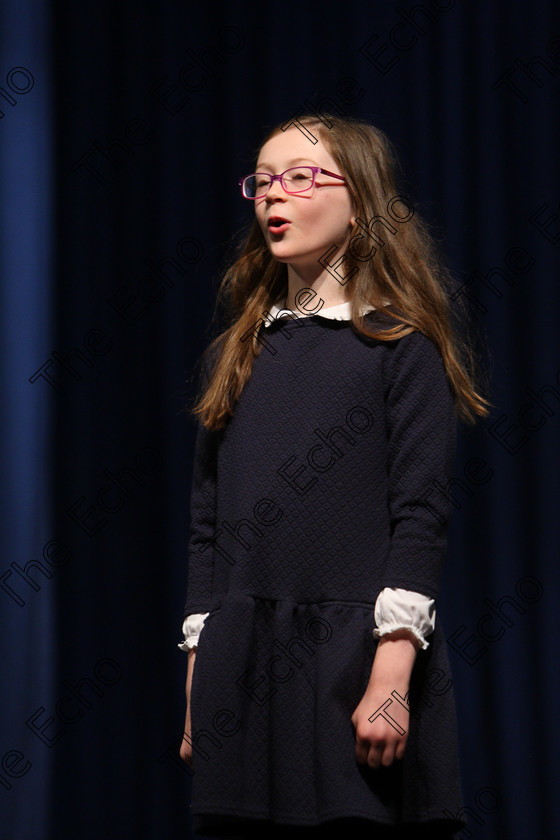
[257,127,334,167]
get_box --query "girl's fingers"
[366,740,384,769]
[357,734,406,768]
[380,744,397,767]
[394,740,406,761]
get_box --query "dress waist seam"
[211,592,376,609]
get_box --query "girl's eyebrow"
[255,157,320,171]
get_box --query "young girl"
[177,113,490,839]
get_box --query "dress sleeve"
[177,613,210,652]
[381,330,457,600]
[372,587,436,651]
[181,344,222,618]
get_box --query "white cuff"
[373,588,436,651]
[177,612,209,652]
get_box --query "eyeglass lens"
[244,167,315,198]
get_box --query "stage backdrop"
[1,1,559,838]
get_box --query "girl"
[177,114,490,839]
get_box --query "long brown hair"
[191,114,492,430]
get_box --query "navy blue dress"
[183,310,466,837]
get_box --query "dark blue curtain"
[1,1,559,838]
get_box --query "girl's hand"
[351,629,420,769]
[351,679,410,768]
[179,648,197,768]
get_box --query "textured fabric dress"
[183,307,467,836]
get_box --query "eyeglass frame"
[238,166,346,199]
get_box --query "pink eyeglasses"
[239,166,346,199]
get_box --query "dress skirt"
[188,593,465,837]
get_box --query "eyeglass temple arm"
[317,168,346,181]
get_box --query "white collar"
[263,299,388,327]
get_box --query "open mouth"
[268,217,290,233]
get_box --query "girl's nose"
[266,178,285,200]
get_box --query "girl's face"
[254,127,355,272]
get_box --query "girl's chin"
[271,256,317,273]
[267,246,321,268]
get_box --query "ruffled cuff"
[372,588,436,651]
[177,612,209,652]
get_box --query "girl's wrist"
[368,634,419,689]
